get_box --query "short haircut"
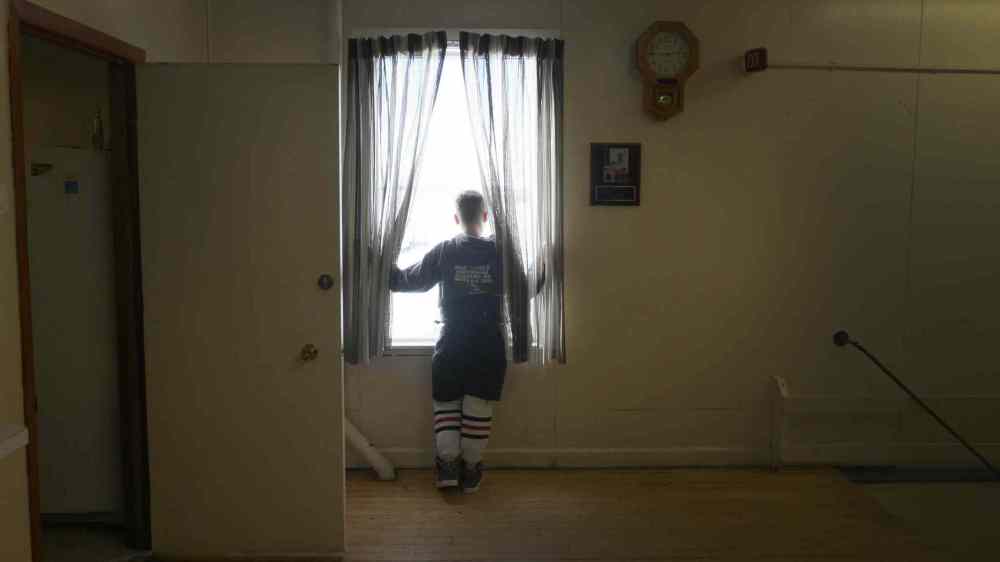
[456,190,486,224]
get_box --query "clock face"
[647,31,691,79]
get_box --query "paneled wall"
[342,0,1000,467]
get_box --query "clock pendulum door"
[645,80,684,121]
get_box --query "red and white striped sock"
[461,395,493,464]
[433,400,462,461]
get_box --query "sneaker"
[435,456,461,489]
[462,461,483,493]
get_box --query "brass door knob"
[300,344,319,362]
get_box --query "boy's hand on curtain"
[389,265,402,291]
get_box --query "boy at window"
[389,190,507,493]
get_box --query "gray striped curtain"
[343,32,447,364]
[459,32,566,364]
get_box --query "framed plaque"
[591,143,641,206]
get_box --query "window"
[390,44,492,347]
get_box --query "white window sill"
[1,424,29,460]
[383,344,543,361]
[384,344,435,356]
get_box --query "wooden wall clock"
[636,21,700,121]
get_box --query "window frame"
[356,27,560,356]
[384,42,464,353]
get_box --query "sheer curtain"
[344,32,447,364]
[459,32,566,364]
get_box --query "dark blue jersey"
[390,234,501,326]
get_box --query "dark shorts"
[432,324,507,402]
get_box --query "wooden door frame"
[6,1,150,558]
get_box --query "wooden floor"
[346,468,943,562]
[41,524,146,562]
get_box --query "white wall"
[208,0,339,63]
[32,0,341,63]
[344,0,560,33]
[342,0,1000,468]
[31,0,209,62]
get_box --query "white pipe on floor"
[345,417,397,481]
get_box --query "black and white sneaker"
[462,461,483,493]
[435,456,461,489]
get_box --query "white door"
[27,147,122,516]
[137,65,343,558]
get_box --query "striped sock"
[433,400,462,461]
[461,395,493,464]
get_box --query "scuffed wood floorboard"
[344,468,942,561]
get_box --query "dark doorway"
[8,1,150,559]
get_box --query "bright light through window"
[391,46,492,347]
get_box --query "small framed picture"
[590,143,641,206]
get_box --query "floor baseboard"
[349,446,766,469]
[840,466,999,483]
